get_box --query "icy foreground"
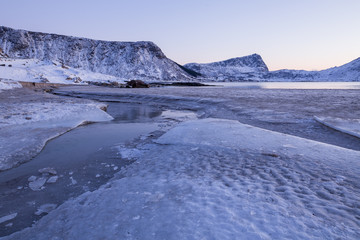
[0,89,113,171]
[5,118,360,239]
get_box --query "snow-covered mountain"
[265,58,360,81]
[184,54,269,81]
[0,26,194,82]
[185,55,360,82]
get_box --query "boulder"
[126,80,149,88]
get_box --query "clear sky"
[1,0,360,70]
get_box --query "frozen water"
[315,116,360,139]
[35,204,57,216]
[46,176,58,184]
[0,214,17,225]
[0,89,113,171]
[5,118,360,239]
[28,177,47,191]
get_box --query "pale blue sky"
[1,0,359,70]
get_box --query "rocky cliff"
[0,26,194,81]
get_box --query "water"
[0,102,164,237]
[205,81,360,89]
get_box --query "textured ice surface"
[5,118,360,239]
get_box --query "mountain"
[185,54,360,82]
[0,26,194,82]
[184,54,269,81]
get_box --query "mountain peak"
[184,54,268,81]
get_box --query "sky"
[1,0,360,70]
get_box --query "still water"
[0,102,163,237]
[205,81,360,89]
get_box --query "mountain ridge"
[0,26,194,81]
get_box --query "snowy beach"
[0,84,360,239]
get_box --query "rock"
[38,167,57,175]
[47,176,59,183]
[126,80,149,88]
[29,177,47,191]
[72,77,82,83]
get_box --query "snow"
[0,79,22,92]
[0,26,194,82]
[5,118,360,239]
[315,116,360,139]
[0,89,114,171]
[0,58,126,84]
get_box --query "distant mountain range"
[1,26,359,82]
[185,55,360,82]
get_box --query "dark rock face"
[126,80,149,88]
[0,26,194,81]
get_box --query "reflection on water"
[205,82,360,89]
[0,102,162,237]
[107,102,162,122]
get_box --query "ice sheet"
[5,118,360,239]
[315,116,360,139]
[0,95,113,171]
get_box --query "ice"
[0,213,17,224]
[0,90,113,171]
[5,118,360,239]
[315,116,360,138]
[35,204,57,216]
[29,177,47,191]
[38,167,57,175]
[27,176,37,182]
[46,176,58,184]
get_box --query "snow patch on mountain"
[0,57,125,84]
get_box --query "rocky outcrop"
[0,26,194,81]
